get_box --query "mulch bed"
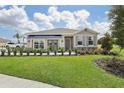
[94,58,124,78]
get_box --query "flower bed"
[94,58,124,78]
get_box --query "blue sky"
[0,5,111,41]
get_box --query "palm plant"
[19,47,24,56]
[12,48,17,56]
[33,49,37,56]
[47,48,50,56]
[60,47,64,56]
[6,47,11,56]
[13,32,22,44]
[74,48,78,56]
[69,49,72,56]
[39,49,43,56]
[1,49,5,56]
[26,48,31,56]
[54,50,57,56]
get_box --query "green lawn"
[0,55,124,88]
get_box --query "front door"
[65,37,73,50]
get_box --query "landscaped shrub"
[24,48,32,56]
[95,57,124,78]
[93,48,102,55]
[47,49,50,55]
[54,50,57,56]
[1,49,6,56]
[6,47,11,56]
[101,32,113,54]
[12,48,17,56]
[59,47,64,56]
[74,48,78,56]
[19,47,24,56]
[109,51,119,56]
[69,49,72,56]
[38,49,43,56]
[33,49,37,56]
[79,49,86,55]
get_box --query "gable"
[75,28,99,35]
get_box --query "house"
[0,37,10,48]
[26,28,99,50]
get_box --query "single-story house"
[26,28,99,50]
[0,37,10,48]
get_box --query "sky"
[0,5,111,41]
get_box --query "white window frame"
[34,39,45,49]
[87,35,94,46]
[75,35,85,47]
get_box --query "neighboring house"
[26,28,99,50]
[0,37,10,48]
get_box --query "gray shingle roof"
[26,28,98,36]
[26,28,78,36]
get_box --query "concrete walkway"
[0,74,58,88]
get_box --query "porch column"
[73,36,76,48]
[85,36,87,46]
[44,39,47,49]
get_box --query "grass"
[0,55,124,87]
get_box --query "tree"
[101,32,113,53]
[108,5,124,52]
[13,33,22,44]
[98,37,104,44]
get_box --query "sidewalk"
[0,74,58,88]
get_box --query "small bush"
[68,49,72,56]
[12,48,17,56]
[60,48,64,56]
[1,49,6,56]
[6,47,11,56]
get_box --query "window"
[39,41,44,49]
[47,40,58,50]
[34,42,39,49]
[76,36,85,46]
[77,41,82,45]
[34,40,44,49]
[88,36,94,45]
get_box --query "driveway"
[0,74,58,88]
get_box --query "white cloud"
[33,6,92,30]
[34,12,52,22]
[0,5,110,37]
[0,6,39,34]
[48,6,60,22]
[33,12,54,29]
[92,21,110,37]
[105,11,109,15]
[60,10,79,29]
[74,10,90,21]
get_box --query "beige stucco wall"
[73,31,98,48]
[27,37,65,49]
